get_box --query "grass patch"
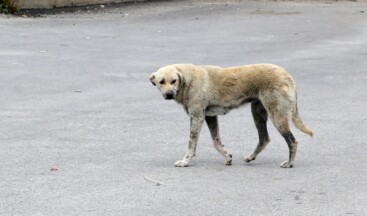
[0,0,19,14]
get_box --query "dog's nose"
[164,91,174,100]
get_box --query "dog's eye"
[159,80,165,85]
[171,79,177,84]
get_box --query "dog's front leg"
[174,111,204,167]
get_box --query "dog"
[149,63,313,168]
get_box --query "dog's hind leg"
[244,99,270,163]
[205,116,233,165]
[271,114,298,168]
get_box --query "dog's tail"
[292,103,314,137]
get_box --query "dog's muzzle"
[164,90,175,100]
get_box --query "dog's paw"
[225,154,232,165]
[174,160,189,167]
[244,155,255,163]
[280,161,293,168]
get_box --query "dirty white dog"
[149,64,313,168]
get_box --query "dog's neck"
[175,86,186,105]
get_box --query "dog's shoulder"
[174,64,208,83]
[173,63,196,72]
[199,65,223,71]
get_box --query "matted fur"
[150,63,313,168]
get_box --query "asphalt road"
[1,1,367,215]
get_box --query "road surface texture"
[1,0,367,215]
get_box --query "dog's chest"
[205,105,233,116]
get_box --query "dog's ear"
[175,66,185,87]
[149,73,156,86]
[177,71,184,87]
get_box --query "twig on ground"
[143,176,167,186]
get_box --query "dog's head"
[149,65,183,100]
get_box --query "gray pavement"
[1,0,367,215]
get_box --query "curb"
[16,0,148,9]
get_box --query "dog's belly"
[205,105,233,116]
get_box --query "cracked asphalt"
[1,0,367,215]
